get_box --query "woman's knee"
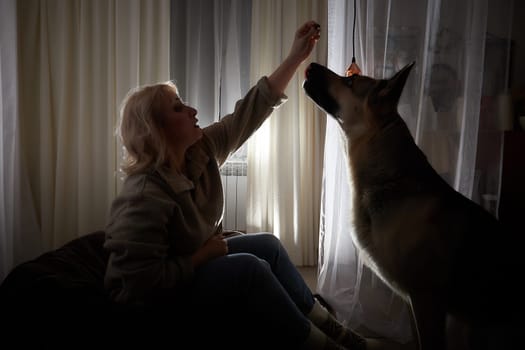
[255,232,283,253]
[229,253,271,273]
[192,253,271,298]
[225,253,275,291]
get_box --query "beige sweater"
[104,77,287,304]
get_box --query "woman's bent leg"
[189,252,310,347]
[224,233,366,349]
[226,233,315,314]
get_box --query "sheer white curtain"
[318,0,513,342]
[0,0,169,282]
[246,0,327,266]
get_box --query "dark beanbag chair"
[0,231,280,349]
[0,231,185,346]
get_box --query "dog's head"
[303,62,414,133]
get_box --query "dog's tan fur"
[303,62,523,349]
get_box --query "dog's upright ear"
[369,61,415,113]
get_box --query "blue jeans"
[189,232,316,345]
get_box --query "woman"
[104,20,365,350]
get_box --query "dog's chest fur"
[341,120,455,298]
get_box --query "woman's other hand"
[191,233,228,268]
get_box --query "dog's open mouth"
[303,63,340,118]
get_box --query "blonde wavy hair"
[117,81,178,176]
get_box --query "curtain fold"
[318,0,513,342]
[170,0,252,129]
[0,0,169,282]
[246,0,327,266]
[0,0,41,281]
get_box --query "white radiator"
[220,161,247,232]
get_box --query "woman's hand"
[191,233,228,268]
[287,20,321,65]
[268,20,321,95]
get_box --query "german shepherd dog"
[303,62,523,350]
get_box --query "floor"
[297,265,416,349]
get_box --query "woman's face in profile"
[159,87,203,151]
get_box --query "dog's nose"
[305,63,314,79]
[305,62,322,79]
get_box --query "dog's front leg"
[409,292,447,350]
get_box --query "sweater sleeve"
[204,76,287,165]
[103,181,194,305]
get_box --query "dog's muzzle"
[303,63,340,117]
